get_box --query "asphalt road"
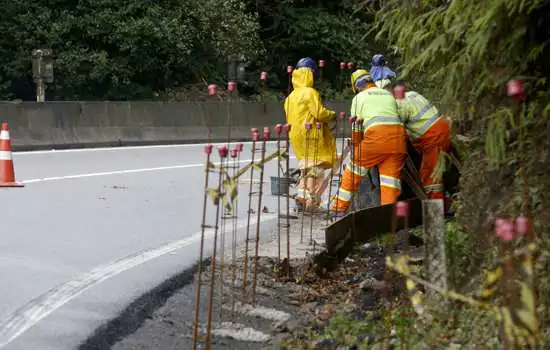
[0,142,295,350]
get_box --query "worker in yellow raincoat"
[330,69,406,213]
[393,80,451,200]
[284,57,337,211]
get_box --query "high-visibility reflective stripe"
[0,150,12,160]
[346,162,369,177]
[380,175,401,190]
[424,184,444,193]
[335,187,353,201]
[0,130,9,140]
[408,114,441,139]
[363,116,402,132]
[410,102,434,122]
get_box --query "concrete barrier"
[0,101,350,151]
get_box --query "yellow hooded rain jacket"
[283,67,336,169]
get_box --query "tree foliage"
[0,0,262,100]
[0,0,379,101]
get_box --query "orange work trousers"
[332,125,406,212]
[411,117,451,200]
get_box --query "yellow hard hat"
[351,69,372,93]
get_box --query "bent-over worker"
[330,69,406,213]
[393,80,451,200]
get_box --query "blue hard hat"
[296,57,318,75]
[372,54,386,66]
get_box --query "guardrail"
[0,101,350,151]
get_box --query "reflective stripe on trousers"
[331,153,405,212]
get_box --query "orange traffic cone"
[0,121,24,187]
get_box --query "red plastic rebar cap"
[260,71,268,81]
[218,145,229,158]
[228,81,237,92]
[283,124,291,132]
[339,62,346,70]
[506,79,522,96]
[287,65,293,73]
[348,116,357,124]
[237,143,244,152]
[230,148,238,158]
[318,60,325,68]
[495,218,516,242]
[515,215,530,235]
[275,123,283,134]
[395,201,409,217]
[339,111,346,120]
[207,84,217,96]
[204,144,213,154]
[347,62,354,70]
[263,126,271,140]
[251,127,259,141]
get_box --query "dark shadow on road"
[77,258,211,350]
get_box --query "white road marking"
[0,213,278,348]
[21,160,250,184]
[20,156,296,184]
[13,141,280,155]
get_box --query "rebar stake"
[308,122,322,245]
[275,123,283,265]
[328,112,348,222]
[192,143,214,350]
[228,145,241,320]
[251,126,269,305]
[204,146,228,350]
[242,129,259,300]
[382,200,409,348]
[283,124,292,277]
[300,122,312,243]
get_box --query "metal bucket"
[270,176,290,196]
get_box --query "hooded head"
[291,67,315,89]
[295,57,318,76]
[370,53,396,83]
[351,69,375,93]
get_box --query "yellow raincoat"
[283,67,336,169]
